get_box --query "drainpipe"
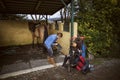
[60,0,74,37]
[71,0,74,37]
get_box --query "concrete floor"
[0,45,65,79]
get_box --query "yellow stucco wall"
[0,20,78,55]
[49,22,78,55]
[0,20,32,46]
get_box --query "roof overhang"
[0,0,71,15]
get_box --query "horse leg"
[37,36,42,48]
[32,39,34,48]
[37,27,43,48]
[32,34,35,48]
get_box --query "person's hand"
[78,49,82,53]
[53,43,58,45]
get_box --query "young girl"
[62,36,90,73]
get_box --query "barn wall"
[0,20,32,47]
[0,20,78,55]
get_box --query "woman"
[44,32,63,67]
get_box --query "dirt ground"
[0,45,120,80]
[0,45,58,67]
[0,58,120,80]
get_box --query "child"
[62,36,90,73]
[62,41,81,67]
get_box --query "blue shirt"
[44,34,57,49]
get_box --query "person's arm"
[52,37,59,45]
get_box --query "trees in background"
[76,0,120,57]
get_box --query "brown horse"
[28,22,48,48]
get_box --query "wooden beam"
[42,15,46,19]
[43,1,62,4]
[6,1,36,4]
[35,14,38,22]
[40,15,44,20]
[0,8,58,15]
[35,1,41,11]
[46,15,48,24]
[0,0,6,9]
[38,15,41,21]
[39,15,40,21]
[30,14,35,21]
[38,15,44,21]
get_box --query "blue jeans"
[44,44,62,57]
[44,44,53,57]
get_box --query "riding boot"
[47,56,52,64]
[50,58,57,67]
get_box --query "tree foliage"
[76,0,120,57]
